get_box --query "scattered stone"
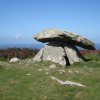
[44,96,47,99]
[68,70,73,74]
[38,69,43,72]
[26,74,31,76]
[10,81,15,84]
[75,70,79,73]
[50,76,86,87]
[49,64,56,69]
[58,69,65,74]
[45,72,49,74]
[10,57,20,63]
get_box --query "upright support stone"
[33,42,84,66]
[33,48,44,62]
[33,42,67,66]
[63,45,83,64]
[42,43,66,66]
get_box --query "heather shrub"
[0,48,39,60]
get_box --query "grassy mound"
[0,52,100,100]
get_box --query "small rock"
[45,72,49,74]
[49,64,56,69]
[26,74,31,76]
[50,76,86,87]
[44,96,47,99]
[75,70,79,73]
[68,70,73,73]
[58,69,65,74]
[50,76,56,80]
[38,69,43,71]
[10,57,20,63]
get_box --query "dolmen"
[33,28,95,66]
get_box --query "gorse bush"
[0,48,39,60]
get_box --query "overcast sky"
[0,0,100,44]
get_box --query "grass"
[0,52,100,100]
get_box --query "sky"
[0,0,100,44]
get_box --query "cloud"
[15,34,23,39]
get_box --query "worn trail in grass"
[0,53,100,100]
